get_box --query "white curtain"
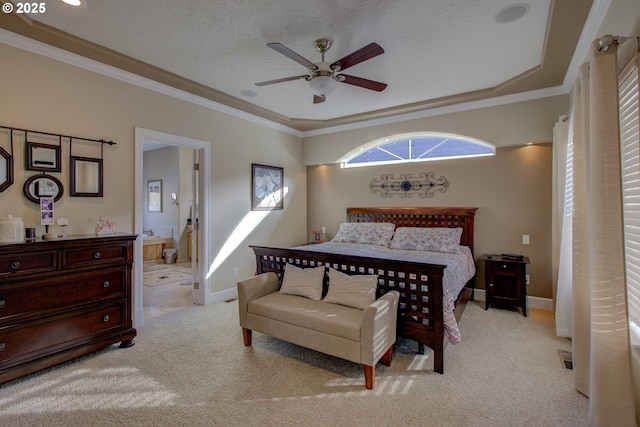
[559,38,636,426]
[554,114,573,338]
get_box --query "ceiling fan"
[255,38,387,104]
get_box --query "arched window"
[341,132,495,168]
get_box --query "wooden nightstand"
[482,254,530,317]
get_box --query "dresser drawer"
[0,267,127,322]
[0,250,57,277]
[0,301,127,365]
[62,242,130,268]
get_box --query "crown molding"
[0,29,304,137]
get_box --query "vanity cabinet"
[0,234,137,383]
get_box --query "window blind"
[619,57,640,327]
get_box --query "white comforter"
[290,242,476,344]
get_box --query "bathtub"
[143,236,174,262]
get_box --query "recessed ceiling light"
[241,89,257,97]
[61,0,83,6]
[495,3,530,23]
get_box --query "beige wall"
[302,96,567,165]
[307,143,553,298]
[303,97,565,300]
[0,42,306,295]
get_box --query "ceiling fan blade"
[330,43,384,72]
[313,95,325,104]
[267,43,318,70]
[338,74,387,92]
[255,75,308,87]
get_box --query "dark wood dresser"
[0,233,137,383]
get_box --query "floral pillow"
[279,263,325,300]
[323,268,378,309]
[389,227,463,253]
[331,222,395,247]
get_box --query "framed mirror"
[0,147,13,192]
[26,142,61,172]
[23,174,64,204]
[70,156,103,197]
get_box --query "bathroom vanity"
[0,233,137,383]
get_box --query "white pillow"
[323,268,378,309]
[331,222,395,246]
[279,263,325,300]
[389,227,463,253]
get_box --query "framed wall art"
[251,163,283,211]
[147,179,162,212]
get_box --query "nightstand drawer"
[487,262,522,274]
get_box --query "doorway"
[134,128,210,327]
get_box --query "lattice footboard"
[250,245,448,372]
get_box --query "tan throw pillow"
[279,263,325,300]
[323,268,378,309]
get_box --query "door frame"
[134,127,211,327]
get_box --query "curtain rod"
[0,124,116,145]
[597,34,639,52]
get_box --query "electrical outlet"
[522,234,530,245]
[526,274,530,285]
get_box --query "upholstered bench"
[237,269,399,389]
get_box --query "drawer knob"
[502,264,507,268]
[94,252,102,259]
[489,283,494,287]
[103,280,110,288]
[0,300,5,308]
[0,343,5,351]
[10,261,20,270]
[103,315,110,322]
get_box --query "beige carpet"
[0,301,588,426]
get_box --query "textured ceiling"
[0,0,593,131]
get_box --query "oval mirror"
[23,174,64,204]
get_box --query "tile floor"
[143,261,195,319]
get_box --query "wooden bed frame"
[250,207,478,374]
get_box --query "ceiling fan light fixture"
[309,76,337,97]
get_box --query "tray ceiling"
[0,0,593,131]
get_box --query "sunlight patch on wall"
[206,187,289,279]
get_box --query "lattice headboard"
[346,207,478,256]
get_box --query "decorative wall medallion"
[370,172,449,198]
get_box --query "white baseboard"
[473,289,553,312]
[206,287,238,305]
